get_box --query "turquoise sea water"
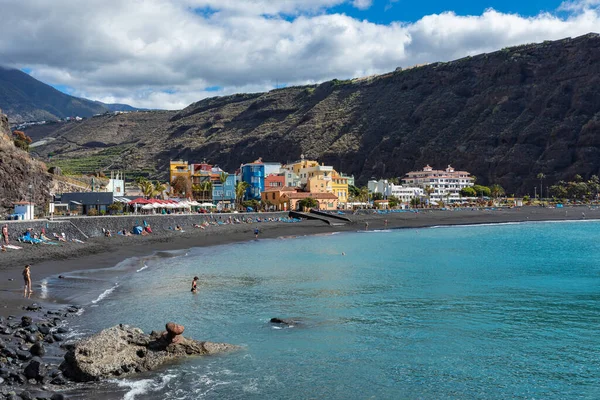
[64,221,600,399]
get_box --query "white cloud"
[0,0,599,109]
[559,0,600,11]
[352,0,373,10]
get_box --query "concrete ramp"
[289,211,347,226]
[309,209,352,222]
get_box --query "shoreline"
[1,206,598,317]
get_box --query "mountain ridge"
[0,67,140,123]
[24,33,600,195]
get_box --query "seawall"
[3,212,292,240]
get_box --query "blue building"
[241,159,265,200]
[212,174,237,208]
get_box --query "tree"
[410,197,421,208]
[460,187,477,197]
[388,195,399,208]
[588,175,600,202]
[137,178,154,199]
[348,185,360,200]
[152,181,166,199]
[424,185,434,206]
[192,184,203,200]
[388,177,400,185]
[358,187,369,203]
[12,130,32,151]
[372,192,384,201]
[219,172,229,208]
[298,197,319,210]
[537,173,546,200]
[473,185,491,197]
[171,176,192,197]
[235,181,249,209]
[490,184,505,199]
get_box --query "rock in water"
[60,324,238,382]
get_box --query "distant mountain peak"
[0,67,139,123]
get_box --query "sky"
[0,0,599,110]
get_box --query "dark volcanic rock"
[60,323,239,382]
[29,343,45,357]
[20,317,32,328]
[23,357,46,381]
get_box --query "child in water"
[191,276,199,293]
[254,228,259,238]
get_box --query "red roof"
[286,192,338,200]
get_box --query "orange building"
[261,187,298,211]
[285,192,339,211]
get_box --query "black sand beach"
[1,206,598,317]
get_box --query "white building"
[367,179,424,204]
[14,202,35,220]
[106,171,125,196]
[402,165,474,203]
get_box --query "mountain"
[24,33,600,195]
[0,67,139,123]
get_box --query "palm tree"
[490,184,505,200]
[235,181,249,209]
[219,172,229,209]
[537,173,545,201]
[137,178,154,199]
[152,181,166,199]
[192,184,202,200]
[424,185,434,207]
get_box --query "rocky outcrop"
[60,323,238,382]
[0,108,52,216]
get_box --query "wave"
[136,264,149,273]
[114,374,176,400]
[91,283,119,304]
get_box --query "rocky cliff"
[26,33,600,195]
[0,109,52,215]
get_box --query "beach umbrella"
[141,204,154,210]
[200,202,216,207]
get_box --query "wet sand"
[0,206,597,317]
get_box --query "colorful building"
[265,173,285,188]
[261,186,298,211]
[331,170,349,205]
[241,158,265,200]
[286,192,339,211]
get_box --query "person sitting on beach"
[2,224,8,245]
[175,225,182,231]
[191,276,199,293]
[23,264,32,297]
[145,225,153,234]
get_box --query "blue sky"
[331,0,566,23]
[3,0,598,109]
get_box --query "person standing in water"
[254,227,259,239]
[23,265,32,297]
[191,276,199,293]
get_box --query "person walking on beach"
[23,264,32,297]
[364,221,369,231]
[254,227,259,239]
[2,224,8,245]
[191,276,199,293]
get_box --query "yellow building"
[331,170,349,205]
[169,160,191,183]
